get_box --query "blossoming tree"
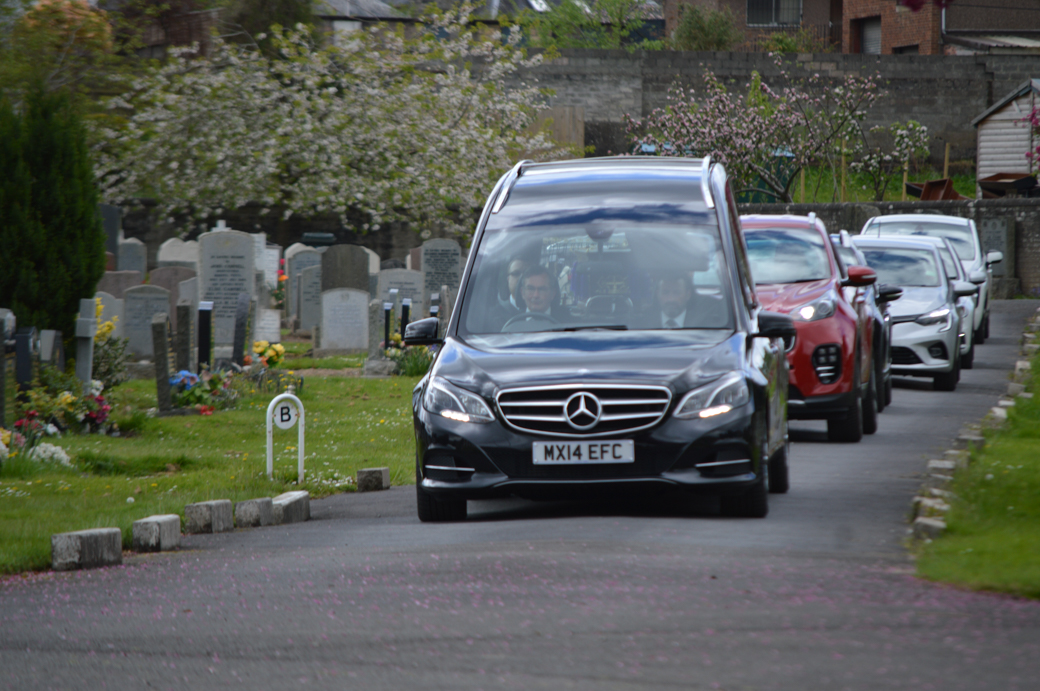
[93,5,565,235]
[849,120,930,201]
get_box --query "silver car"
[852,237,978,392]
[858,214,1002,344]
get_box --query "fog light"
[812,344,842,384]
[928,343,948,360]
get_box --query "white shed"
[971,79,1039,183]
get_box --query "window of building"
[747,0,802,26]
[893,44,919,54]
[860,17,881,54]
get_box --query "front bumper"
[785,314,857,419]
[787,387,858,420]
[414,403,764,501]
[890,320,959,376]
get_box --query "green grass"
[776,165,976,205]
[916,357,1040,598]
[0,375,420,574]
[274,355,363,370]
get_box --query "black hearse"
[404,157,795,521]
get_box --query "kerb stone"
[132,515,181,552]
[235,498,274,527]
[52,528,122,571]
[184,500,234,533]
[357,467,391,492]
[272,491,310,524]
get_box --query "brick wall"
[524,50,1039,164]
[738,197,1040,297]
[663,0,835,47]
[842,0,941,55]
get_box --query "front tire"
[933,353,961,392]
[862,369,879,435]
[721,475,769,518]
[417,483,467,522]
[768,444,789,494]
[827,392,863,442]
[962,339,975,369]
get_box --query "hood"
[432,330,742,398]
[888,286,947,319]
[755,280,832,314]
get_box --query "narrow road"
[2,301,1038,690]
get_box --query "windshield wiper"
[548,324,629,332]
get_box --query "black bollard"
[198,301,213,369]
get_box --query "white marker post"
[266,393,305,483]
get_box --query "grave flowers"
[169,369,237,411]
[252,340,285,368]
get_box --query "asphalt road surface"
[3,301,1039,691]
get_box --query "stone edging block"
[235,498,274,528]
[273,491,310,524]
[52,528,122,571]
[132,514,181,552]
[357,467,391,493]
[185,500,234,534]
[912,517,946,540]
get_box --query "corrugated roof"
[971,78,1040,127]
[316,0,399,18]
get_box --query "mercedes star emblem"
[564,392,602,431]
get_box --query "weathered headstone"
[148,266,196,332]
[199,230,256,348]
[0,309,14,426]
[105,252,116,271]
[124,284,171,359]
[363,247,380,274]
[322,245,370,294]
[151,313,174,411]
[421,239,462,318]
[156,238,200,270]
[99,203,122,256]
[298,265,322,333]
[255,308,281,344]
[39,330,65,372]
[198,301,213,369]
[283,242,310,262]
[94,291,124,339]
[367,299,383,360]
[256,271,269,309]
[118,237,147,275]
[264,246,281,288]
[231,292,252,367]
[14,327,38,393]
[316,288,369,355]
[287,248,321,318]
[377,269,423,318]
[175,302,196,373]
[408,247,422,271]
[252,233,267,284]
[96,270,142,298]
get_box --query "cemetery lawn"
[0,375,421,575]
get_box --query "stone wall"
[529,50,1039,164]
[738,197,1040,298]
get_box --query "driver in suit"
[499,265,565,329]
[644,272,727,329]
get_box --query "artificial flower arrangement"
[252,340,286,367]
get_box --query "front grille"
[812,344,842,384]
[892,347,922,365]
[496,384,671,438]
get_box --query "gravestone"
[151,313,174,411]
[148,266,196,332]
[94,291,124,339]
[199,230,256,348]
[255,308,281,344]
[105,252,116,271]
[287,248,321,318]
[0,309,13,426]
[156,238,200,270]
[408,247,422,271]
[256,271,269,309]
[377,269,423,318]
[298,265,322,333]
[96,270,142,298]
[283,243,310,263]
[178,277,198,315]
[364,247,380,297]
[421,239,462,318]
[231,293,252,367]
[198,302,213,369]
[316,289,369,356]
[367,299,383,360]
[99,203,122,256]
[175,302,196,373]
[74,300,96,386]
[39,330,64,371]
[124,285,171,359]
[264,246,281,288]
[322,245,370,294]
[118,238,147,275]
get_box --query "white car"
[852,237,978,392]
[858,214,1002,344]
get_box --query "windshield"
[859,248,942,287]
[459,214,734,335]
[744,227,832,284]
[937,246,961,279]
[863,219,976,261]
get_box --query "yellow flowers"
[93,297,118,342]
[253,340,286,367]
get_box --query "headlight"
[791,295,836,322]
[674,372,750,419]
[915,307,952,331]
[423,377,494,423]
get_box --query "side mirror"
[403,317,442,346]
[843,264,877,287]
[876,284,903,303]
[968,269,987,284]
[753,310,797,351]
[953,280,979,298]
[986,250,1003,265]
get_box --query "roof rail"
[491,160,533,214]
[701,155,715,209]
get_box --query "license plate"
[532,440,635,465]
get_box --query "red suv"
[741,214,878,442]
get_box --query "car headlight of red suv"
[791,295,836,322]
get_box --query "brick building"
[664,1,842,50]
